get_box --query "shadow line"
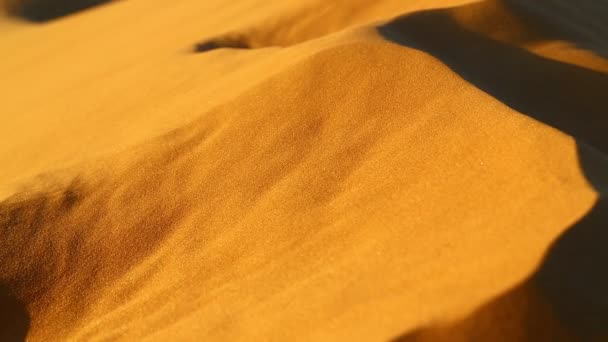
[380,2,608,341]
[193,35,251,53]
[378,6,608,155]
[391,194,608,342]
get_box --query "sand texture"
[0,0,607,341]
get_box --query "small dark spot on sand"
[193,36,251,53]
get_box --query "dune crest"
[193,0,475,51]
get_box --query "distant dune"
[1,0,113,22]
[0,0,606,341]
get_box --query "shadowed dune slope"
[379,1,608,153]
[0,284,29,342]
[391,194,608,342]
[1,0,114,22]
[1,0,607,341]
[507,0,608,58]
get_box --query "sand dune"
[0,0,607,341]
[1,0,114,22]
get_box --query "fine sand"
[0,0,607,341]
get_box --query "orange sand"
[0,0,607,341]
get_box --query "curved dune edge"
[392,191,608,342]
[1,0,608,341]
[192,0,476,50]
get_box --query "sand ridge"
[0,0,607,341]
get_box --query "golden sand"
[0,0,607,340]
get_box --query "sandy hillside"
[0,0,607,341]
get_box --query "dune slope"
[1,0,607,341]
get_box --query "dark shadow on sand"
[193,36,251,53]
[378,7,608,155]
[533,176,608,340]
[4,0,113,22]
[0,284,29,342]
[505,0,608,59]
[380,3,608,341]
[390,194,608,342]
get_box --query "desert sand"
[0,0,607,341]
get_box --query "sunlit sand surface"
[1,0,607,340]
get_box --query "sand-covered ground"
[0,0,607,341]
